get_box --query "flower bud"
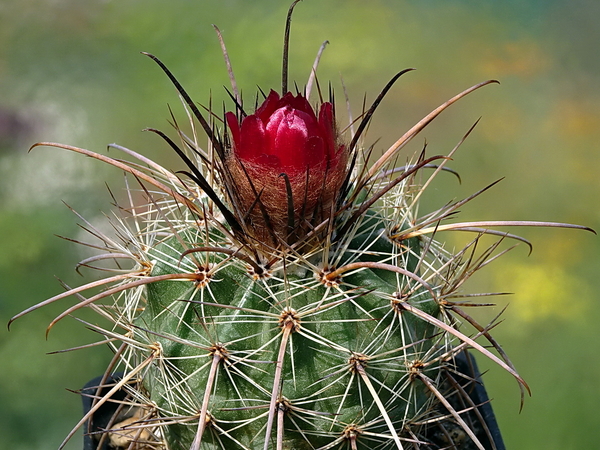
[226,90,347,245]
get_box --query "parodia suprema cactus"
[9,3,594,450]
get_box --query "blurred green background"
[1,0,598,448]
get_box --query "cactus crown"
[9,2,593,450]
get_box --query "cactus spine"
[9,3,593,450]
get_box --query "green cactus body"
[138,202,439,449]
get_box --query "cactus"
[9,2,593,450]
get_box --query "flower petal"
[239,115,266,160]
[304,135,326,168]
[255,90,281,124]
[225,112,241,151]
[266,106,322,171]
[318,102,337,160]
[277,92,318,122]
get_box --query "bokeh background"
[1,0,599,448]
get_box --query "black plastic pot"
[442,351,506,450]
[81,373,130,450]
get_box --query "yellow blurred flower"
[495,262,589,323]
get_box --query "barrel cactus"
[9,2,593,450]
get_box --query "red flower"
[225,90,347,244]
[226,90,339,174]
